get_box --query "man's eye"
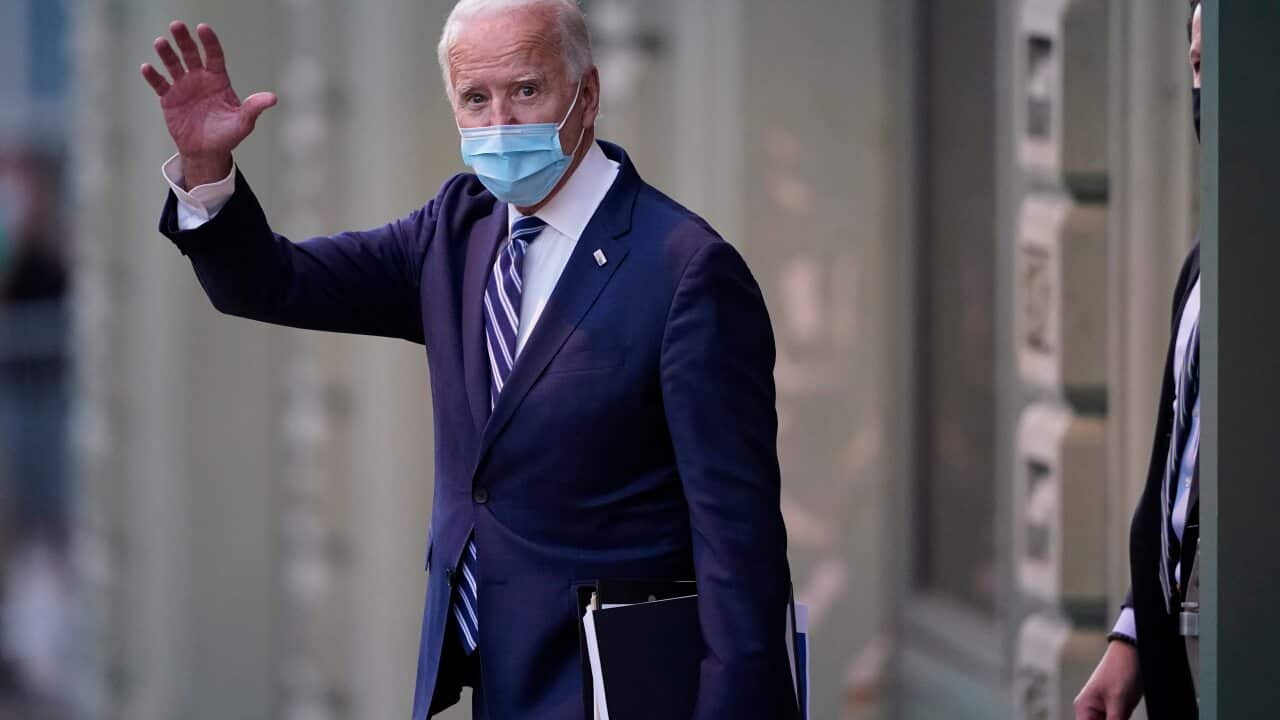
[519,85,537,97]
[466,94,486,105]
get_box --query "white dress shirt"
[1112,276,1201,643]
[162,153,239,231]
[162,142,621,356]
[500,143,619,355]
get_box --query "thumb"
[241,92,278,125]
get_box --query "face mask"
[1192,86,1201,141]
[458,82,586,207]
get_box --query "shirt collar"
[507,141,620,241]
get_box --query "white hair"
[437,0,594,100]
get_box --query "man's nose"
[489,97,520,126]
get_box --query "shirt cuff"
[162,153,236,231]
[1109,607,1138,645]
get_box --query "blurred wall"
[895,1,1198,719]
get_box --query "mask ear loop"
[556,80,584,130]
[558,79,588,158]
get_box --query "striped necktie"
[1159,320,1199,611]
[453,215,547,655]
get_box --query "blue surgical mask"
[458,82,586,207]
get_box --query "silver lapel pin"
[593,249,608,267]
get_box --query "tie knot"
[511,215,548,244]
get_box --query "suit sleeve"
[159,170,448,342]
[659,239,797,720]
[1110,601,1137,645]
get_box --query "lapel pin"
[593,249,608,267]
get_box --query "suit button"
[473,487,490,504]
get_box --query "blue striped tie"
[1159,320,1199,610]
[454,215,547,655]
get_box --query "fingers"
[1104,689,1140,719]
[140,63,171,96]
[197,24,227,74]
[170,21,204,71]
[1073,687,1106,720]
[1072,701,1104,720]
[151,21,218,84]
[241,92,279,126]
[154,36,185,80]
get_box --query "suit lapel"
[477,142,641,459]
[479,223,631,456]
[462,202,508,434]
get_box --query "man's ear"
[582,66,602,130]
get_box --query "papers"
[582,605,609,720]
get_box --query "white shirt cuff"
[162,153,236,231]
[1111,607,1137,643]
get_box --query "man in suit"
[138,1,797,718]
[1074,3,1203,719]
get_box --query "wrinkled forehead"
[447,10,567,88]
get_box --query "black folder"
[576,580,804,720]
[586,594,702,719]
[575,580,699,719]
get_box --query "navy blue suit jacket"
[160,141,796,719]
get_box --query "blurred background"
[0,0,1200,718]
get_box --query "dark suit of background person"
[158,130,796,720]
[1076,4,1203,720]
[1113,246,1200,720]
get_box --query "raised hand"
[140,22,277,189]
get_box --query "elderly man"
[1074,2,1204,719]
[140,1,796,718]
